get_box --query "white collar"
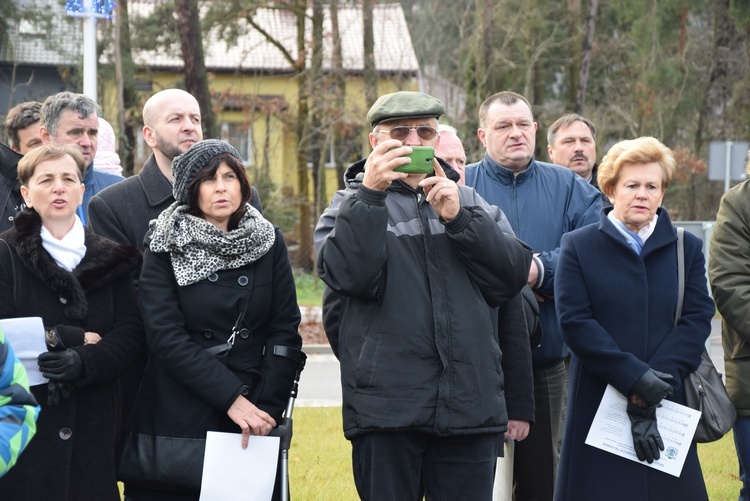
[41,216,87,272]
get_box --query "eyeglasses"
[376,126,439,142]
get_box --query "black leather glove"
[47,381,74,406]
[627,401,664,463]
[631,369,674,407]
[38,349,83,382]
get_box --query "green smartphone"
[394,146,435,174]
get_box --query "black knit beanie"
[171,139,241,204]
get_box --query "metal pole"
[725,141,733,193]
[82,0,97,102]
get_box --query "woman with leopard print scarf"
[118,140,302,501]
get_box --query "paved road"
[296,317,725,408]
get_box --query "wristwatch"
[45,327,60,349]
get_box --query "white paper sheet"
[199,431,280,501]
[585,384,701,477]
[0,317,47,386]
[493,438,514,501]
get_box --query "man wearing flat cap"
[314,90,532,499]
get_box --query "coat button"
[238,276,248,286]
[239,328,250,339]
[241,386,250,396]
[59,428,72,440]
[208,273,218,282]
[59,296,68,304]
[7,216,13,222]
[203,330,213,339]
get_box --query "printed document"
[585,384,701,477]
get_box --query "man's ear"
[142,125,157,148]
[39,126,52,145]
[533,122,538,133]
[477,128,486,147]
[368,132,379,150]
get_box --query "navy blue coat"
[553,208,714,500]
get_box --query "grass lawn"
[294,270,324,307]
[288,407,741,500]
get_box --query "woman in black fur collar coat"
[0,144,144,500]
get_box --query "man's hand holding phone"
[362,139,411,191]
[419,160,459,221]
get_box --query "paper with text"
[585,384,701,477]
[200,431,280,501]
[0,317,47,386]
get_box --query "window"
[221,122,254,166]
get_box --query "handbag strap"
[0,238,17,306]
[675,227,685,327]
[204,296,249,357]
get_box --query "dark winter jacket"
[709,178,750,417]
[0,143,24,233]
[314,158,532,439]
[0,208,145,501]
[465,155,602,365]
[123,227,301,498]
[89,154,266,454]
[553,208,714,500]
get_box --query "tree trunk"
[175,0,214,139]
[310,0,326,219]
[363,0,377,108]
[575,0,598,114]
[330,0,347,191]
[295,1,313,271]
[114,0,137,176]
[694,0,731,158]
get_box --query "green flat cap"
[366,91,445,127]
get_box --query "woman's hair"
[186,153,252,231]
[597,136,675,196]
[17,143,85,185]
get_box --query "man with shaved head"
[89,88,203,250]
[91,88,262,250]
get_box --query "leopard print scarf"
[149,202,276,286]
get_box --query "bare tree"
[113,0,137,176]
[175,0,214,138]
[363,0,377,108]
[574,0,598,114]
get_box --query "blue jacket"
[465,155,602,364]
[0,327,39,477]
[79,165,123,226]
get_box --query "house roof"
[127,2,419,74]
[2,1,419,76]
[0,0,82,66]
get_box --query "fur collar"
[10,208,142,319]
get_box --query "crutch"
[270,345,307,501]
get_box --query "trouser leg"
[351,432,425,501]
[513,360,565,501]
[734,417,750,501]
[421,433,501,501]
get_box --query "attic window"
[18,20,43,36]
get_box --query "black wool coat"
[0,209,145,501]
[123,227,302,498]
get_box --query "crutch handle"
[273,345,307,370]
